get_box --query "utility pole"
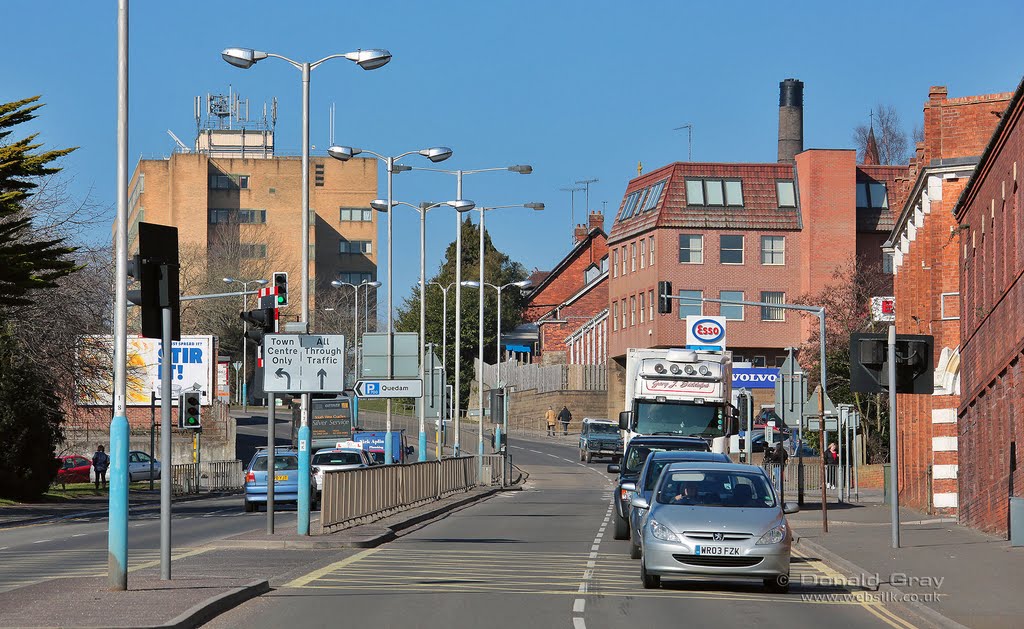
[674,123,693,161]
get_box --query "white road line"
[71,534,86,538]
[528,449,542,454]
[586,560,596,568]
[573,617,586,629]
[573,599,585,613]
[583,569,593,580]
[32,540,51,544]
[546,453,559,458]
[0,547,8,551]
[589,551,598,559]
[590,544,599,552]
[577,582,588,593]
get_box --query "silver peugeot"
[633,461,798,592]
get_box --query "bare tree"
[853,104,910,165]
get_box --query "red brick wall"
[523,229,607,323]
[956,87,1024,536]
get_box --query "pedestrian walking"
[824,442,839,489]
[557,406,572,436]
[92,445,109,490]
[771,441,788,493]
[544,406,557,437]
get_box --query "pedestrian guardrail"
[171,460,243,495]
[321,456,481,532]
[761,462,852,499]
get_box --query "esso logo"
[691,318,724,343]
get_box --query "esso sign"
[686,315,727,348]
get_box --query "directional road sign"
[262,334,346,393]
[354,378,423,399]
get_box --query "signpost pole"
[267,393,275,535]
[160,300,172,580]
[889,325,900,548]
[150,392,156,491]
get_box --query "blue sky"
[5,1,1023,302]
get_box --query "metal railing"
[171,460,243,495]
[321,456,484,532]
[761,463,853,499]
[479,360,607,393]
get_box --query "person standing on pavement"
[824,442,839,488]
[545,406,557,437]
[557,406,572,436]
[92,445,109,490]
[771,441,788,492]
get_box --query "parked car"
[57,455,92,484]
[311,447,372,497]
[606,436,711,540]
[88,450,161,483]
[578,418,622,463]
[624,450,731,559]
[243,447,316,513]
[633,461,799,592]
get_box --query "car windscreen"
[634,401,727,439]
[252,455,299,472]
[655,470,776,508]
[588,423,618,435]
[624,443,708,474]
[312,452,363,466]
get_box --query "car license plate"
[695,545,740,556]
[274,475,288,481]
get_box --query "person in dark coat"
[557,406,572,436]
[824,442,839,488]
[92,445,109,490]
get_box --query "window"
[724,180,743,206]
[209,174,249,190]
[621,299,627,329]
[649,236,655,266]
[612,249,619,278]
[648,289,654,320]
[882,251,894,274]
[337,272,373,284]
[752,356,767,368]
[857,181,889,208]
[679,234,703,263]
[339,240,372,254]
[208,209,231,224]
[620,190,642,220]
[314,163,325,187]
[640,239,646,269]
[128,175,144,213]
[720,235,744,264]
[685,179,705,205]
[761,236,785,265]
[613,301,619,331]
[678,290,702,318]
[776,180,796,207]
[705,179,724,206]
[630,296,636,326]
[237,209,266,224]
[584,264,600,284]
[732,354,746,364]
[642,180,667,212]
[941,292,960,320]
[340,207,373,222]
[239,243,267,259]
[621,246,628,275]
[631,242,637,272]
[761,291,785,321]
[639,292,645,323]
[775,356,787,368]
[720,290,744,320]
[600,255,608,273]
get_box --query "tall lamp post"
[222,44,391,536]
[460,202,544,476]
[429,281,454,455]
[223,277,269,412]
[329,280,359,385]
[403,164,532,456]
[327,145,454,465]
[356,280,382,379]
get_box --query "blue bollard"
[108,414,129,589]
[297,425,311,535]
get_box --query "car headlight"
[756,523,788,545]
[648,518,679,542]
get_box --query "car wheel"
[579,449,585,462]
[764,574,790,594]
[629,539,642,560]
[244,500,255,513]
[585,451,593,463]
[613,513,630,540]
[641,560,660,589]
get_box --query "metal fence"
[171,460,243,495]
[480,361,607,393]
[321,456,481,532]
[762,463,853,499]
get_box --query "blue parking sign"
[365,382,380,395]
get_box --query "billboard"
[76,335,215,406]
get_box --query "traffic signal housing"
[273,272,289,307]
[179,391,201,429]
[657,281,673,314]
[240,307,277,344]
[127,223,180,340]
[850,333,934,395]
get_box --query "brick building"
[606,79,907,417]
[953,76,1024,536]
[886,86,1012,516]
[521,211,609,364]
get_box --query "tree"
[853,104,910,166]
[395,218,528,410]
[792,259,892,463]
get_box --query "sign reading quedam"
[263,334,346,393]
[354,378,423,398]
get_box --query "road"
[208,436,918,629]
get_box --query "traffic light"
[850,333,934,394]
[240,307,277,343]
[273,272,289,307]
[657,281,673,314]
[127,223,180,340]
[179,391,201,429]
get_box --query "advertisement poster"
[76,335,215,406]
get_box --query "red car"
[57,455,92,484]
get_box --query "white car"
[311,448,372,493]
[90,450,161,483]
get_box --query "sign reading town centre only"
[263,334,345,393]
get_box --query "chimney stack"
[778,78,804,163]
[574,224,588,243]
[588,211,604,232]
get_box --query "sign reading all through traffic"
[263,334,345,393]
[355,378,423,398]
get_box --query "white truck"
[617,347,739,453]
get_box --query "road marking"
[572,617,586,629]
[586,560,596,568]
[529,449,542,454]
[127,547,211,572]
[589,552,598,559]
[71,534,86,538]
[286,548,380,588]
[590,545,599,552]
[32,540,51,544]
[0,547,7,551]
[573,599,585,613]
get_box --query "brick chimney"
[588,211,604,232]
[778,78,804,163]
[574,223,588,243]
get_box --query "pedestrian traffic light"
[179,391,201,429]
[273,272,288,307]
[850,333,934,395]
[657,281,673,314]
[127,223,180,340]
[240,307,277,343]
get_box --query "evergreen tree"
[396,218,528,410]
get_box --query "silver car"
[633,461,798,592]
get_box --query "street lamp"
[402,164,533,456]
[460,202,544,473]
[356,280,382,378]
[428,282,455,379]
[328,145,454,465]
[329,280,360,385]
[223,44,390,537]
[223,277,269,413]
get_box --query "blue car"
[243,447,317,513]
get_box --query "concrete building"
[606,79,908,418]
[953,76,1024,537]
[886,86,1012,516]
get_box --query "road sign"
[765,420,776,443]
[262,334,346,393]
[685,315,727,350]
[354,378,423,398]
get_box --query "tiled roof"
[609,162,798,243]
[857,165,908,232]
